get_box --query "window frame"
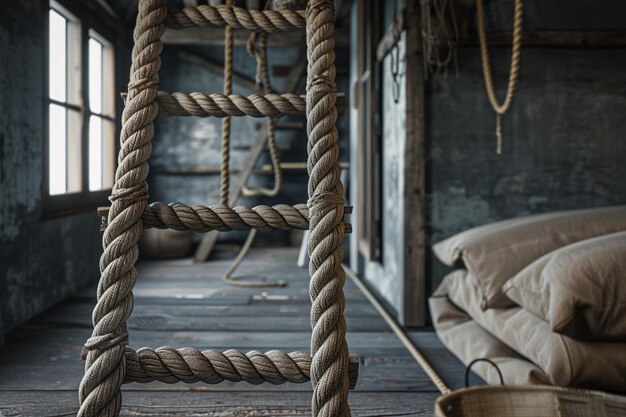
[43,0,118,218]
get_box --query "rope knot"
[127,77,158,99]
[307,192,344,218]
[306,0,334,15]
[81,331,128,360]
[109,182,149,203]
[307,75,336,92]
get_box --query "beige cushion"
[503,231,626,341]
[431,275,626,392]
[435,270,626,392]
[430,271,551,386]
[432,205,626,309]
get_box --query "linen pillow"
[503,231,626,341]
[432,205,626,309]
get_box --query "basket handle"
[465,358,505,387]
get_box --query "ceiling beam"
[162,26,350,47]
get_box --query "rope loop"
[476,0,523,154]
[81,332,129,361]
[109,183,149,203]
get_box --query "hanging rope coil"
[242,31,282,198]
[476,0,523,154]
[221,1,285,288]
[421,0,460,79]
[220,0,235,205]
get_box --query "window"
[44,1,116,216]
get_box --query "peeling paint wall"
[427,0,626,290]
[0,2,130,341]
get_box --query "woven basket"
[434,385,626,417]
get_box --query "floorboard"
[0,247,466,416]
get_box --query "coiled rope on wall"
[476,0,523,154]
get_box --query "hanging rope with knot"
[221,1,286,289]
[476,0,523,155]
[242,31,282,198]
[421,0,460,80]
[220,0,235,205]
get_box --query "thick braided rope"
[166,5,305,32]
[220,0,235,205]
[125,347,310,384]
[142,203,310,232]
[78,1,165,416]
[156,92,305,118]
[476,0,523,154]
[306,2,351,417]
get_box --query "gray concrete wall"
[0,2,130,340]
[427,0,626,290]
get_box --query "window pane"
[49,9,67,102]
[89,116,103,191]
[66,109,83,193]
[49,104,67,195]
[89,37,102,113]
[102,120,116,189]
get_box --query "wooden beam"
[402,0,426,327]
[465,31,626,48]
[162,27,350,47]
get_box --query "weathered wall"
[350,0,426,324]
[149,44,350,244]
[427,0,626,290]
[0,2,129,341]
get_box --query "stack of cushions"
[429,205,626,392]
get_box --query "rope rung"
[98,204,353,234]
[121,92,345,118]
[124,346,359,388]
[166,5,306,33]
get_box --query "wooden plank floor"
[0,247,471,416]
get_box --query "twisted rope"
[306,1,351,417]
[166,4,306,32]
[142,202,311,232]
[242,32,282,197]
[156,92,305,118]
[476,0,523,154]
[125,347,310,384]
[78,1,166,416]
[220,0,235,205]
[221,6,284,288]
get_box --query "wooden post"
[402,0,426,327]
